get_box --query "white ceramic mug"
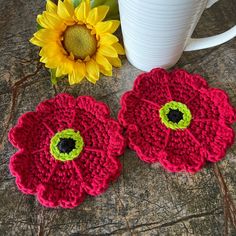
[118,0,236,71]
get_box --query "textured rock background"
[0,0,235,235]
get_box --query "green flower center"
[50,129,84,162]
[159,101,192,130]
[63,24,97,60]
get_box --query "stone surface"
[0,0,236,235]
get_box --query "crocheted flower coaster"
[119,68,236,173]
[9,94,125,208]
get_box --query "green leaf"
[50,69,58,85]
[37,23,44,30]
[72,0,82,8]
[90,0,119,20]
[72,0,119,20]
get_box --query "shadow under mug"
[118,0,236,71]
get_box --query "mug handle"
[184,0,236,51]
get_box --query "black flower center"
[57,138,76,154]
[167,109,183,123]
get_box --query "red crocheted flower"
[9,94,125,208]
[119,68,236,173]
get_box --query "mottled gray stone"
[0,0,236,235]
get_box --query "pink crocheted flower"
[9,94,125,208]
[119,68,236,173]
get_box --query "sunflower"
[30,0,125,85]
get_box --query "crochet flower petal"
[168,69,208,103]
[187,88,236,124]
[188,120,235,162]
[133,68,171,106]
[36,94,76,132]
[72,96,110,131]
[37,161,85,208]
[159,130,206,173]
[9,150,57,194]
[81,119,125,156]
[36,93,75,113]
[107,120,125,156]
[8,112,51,152]
[119,91,159,128]
[74,150,121,196]
[208,89,236,124]
[127,119,169,163]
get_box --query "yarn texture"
[118,68,236,173]
[9,94,125,208]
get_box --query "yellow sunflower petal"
[41,51,63,71]
[98,45,118,58]
[64,59,75,74]
[44,41,66,55]
[37,12,65,30]
[112,42,125,55]
[87,5,109,26]
[108,20,120,33]
[68,71,84,85]
[99,33,118,46]
[99,67,112,77]
[68,63,85,85]
[30,37,44,47]
[54,57,74,77]
[95,53,112,72]
[57,0,74,22]
[64,0,75,15]
[57,59,74,76]
[75,0,89,23]
[95,20,120,35]
[33,29,60,44]
[85,0,90,7]
[43,58,62,68]
[46,0,57,13]
[37,14,49,29]
[64,0,73,6]
[39,42,67,68]
[75,62,86,77]
[107,57,122,67]
[93,21,110,34]
[56,66,64,77]
[68,73,82,85]
[86,59,100,83]
[39,43,61,58]
[40,50,63,68]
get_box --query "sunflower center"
[50,129,84,162]
[63,25,97,60]
[159,101,192,130]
